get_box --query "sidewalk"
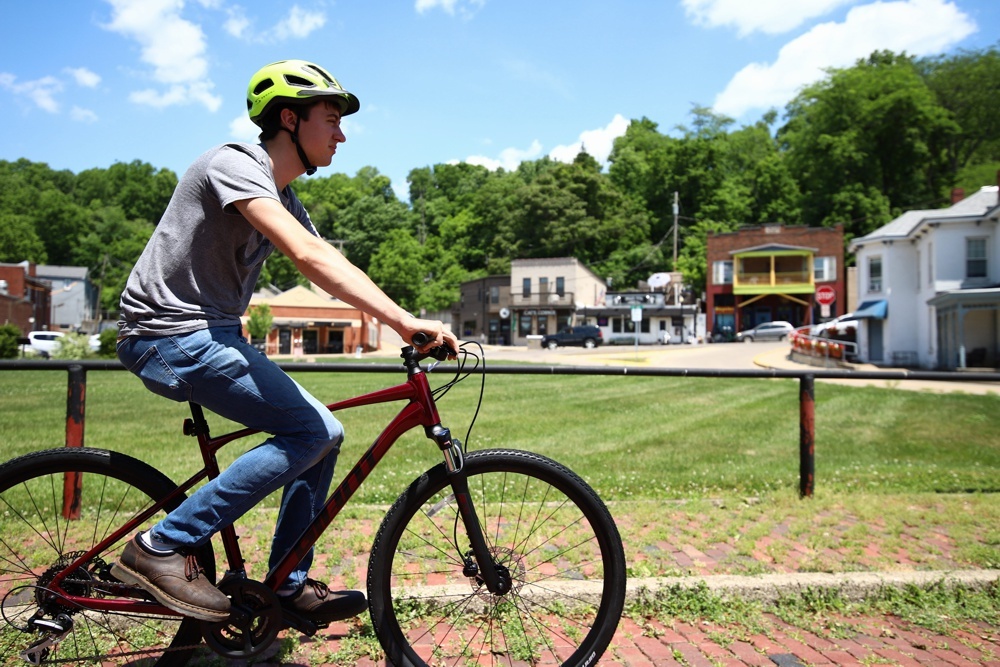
[753,347,1000,395]
[231,492,999,667]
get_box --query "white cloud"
[682,0,858,36]
[130,81,222,112]
[229,113,260,141]
[275,5,326,39]
[223,4,327,42]
[464,140,544,171]
[415,0,485,17]
[549,114,629,165]
[223,7,251,38]
[71,106,99,123]
[0,73,63,112]
[65,67,101,88]
[713,0,977,118]
[103,0,222,110]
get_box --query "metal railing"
[2,359,999,502]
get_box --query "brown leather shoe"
[111,534,230,622]
[279,579,366,624]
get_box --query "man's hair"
[257,99,341,142]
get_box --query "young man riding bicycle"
[112,59,458,624]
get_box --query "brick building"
[0,261,52,333]
[706,224,846,338]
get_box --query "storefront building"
[244,285,379,356]
[706,224,845,338]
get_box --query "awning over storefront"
[853,299,888,319]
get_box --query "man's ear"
[279,107,300,132]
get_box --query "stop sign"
[815,285,836,306]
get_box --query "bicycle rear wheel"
[368,449,626,666]
[0,447,212,666]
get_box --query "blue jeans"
[117,325,344,591]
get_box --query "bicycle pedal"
[280,610,320,636]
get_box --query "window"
[868,256,882,292]
[928,242,933,285]
[522,278,531,298]
[712,260,733,285]
[518,314,532,336]
[556,276,565,297]
[967,238,987,279]
[489,285,499,304]
[539,277,548,295]
[813,256,836,282]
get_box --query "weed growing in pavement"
[325,617,383,664]
[771,579,1000,635]
[628,579,1000,643]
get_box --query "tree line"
[2,46,997,317]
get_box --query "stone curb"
[626,569,1000,605]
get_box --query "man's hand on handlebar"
[403,318,459,360]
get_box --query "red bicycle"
[0,340,626,666]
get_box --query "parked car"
[541,325,604,350]
[28,331,65,358]
[735,321,794,343]
[810,313,857,337]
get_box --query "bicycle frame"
[48,347,503,618]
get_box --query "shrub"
[0,324,22,359]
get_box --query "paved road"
[437,340,1000,395]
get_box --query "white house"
[849,186,1000,369]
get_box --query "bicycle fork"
[427,424,512,596]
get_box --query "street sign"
[815,285,836,306]
[630,305,643,323]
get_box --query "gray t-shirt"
[119,143,317,337]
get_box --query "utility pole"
[672,191,679,267]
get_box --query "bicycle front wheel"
[0,447,211,666]
[368,449,626,666]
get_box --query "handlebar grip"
[411,332,431,347]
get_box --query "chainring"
[202,579,282,660]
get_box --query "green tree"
[246,304,274,342]
[368,228,425,311]
[0,212,47,263]
[920,44,1000,178]
[781,50,957,236]
[75,206,154,312]
[258,252,307,291]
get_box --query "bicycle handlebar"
[410,332,455,361]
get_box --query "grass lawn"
[1,363,998,576]
[1,364,998,501]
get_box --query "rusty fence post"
[799,373,815,498]
[63,364,86,519]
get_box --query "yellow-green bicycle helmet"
[247,59,359,127]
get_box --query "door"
[868,320,884,362]
[279,329,291,355]
[302,329,318,354]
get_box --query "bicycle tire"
[368,449,626,666]
[0,447,213,666]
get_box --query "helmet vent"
[253,79,274,95]
[285,74,316,89]
[305,64,335,84]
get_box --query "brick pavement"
[212,499,999,667]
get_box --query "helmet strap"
[283,113,317,176]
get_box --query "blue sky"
[2,0,997,199]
